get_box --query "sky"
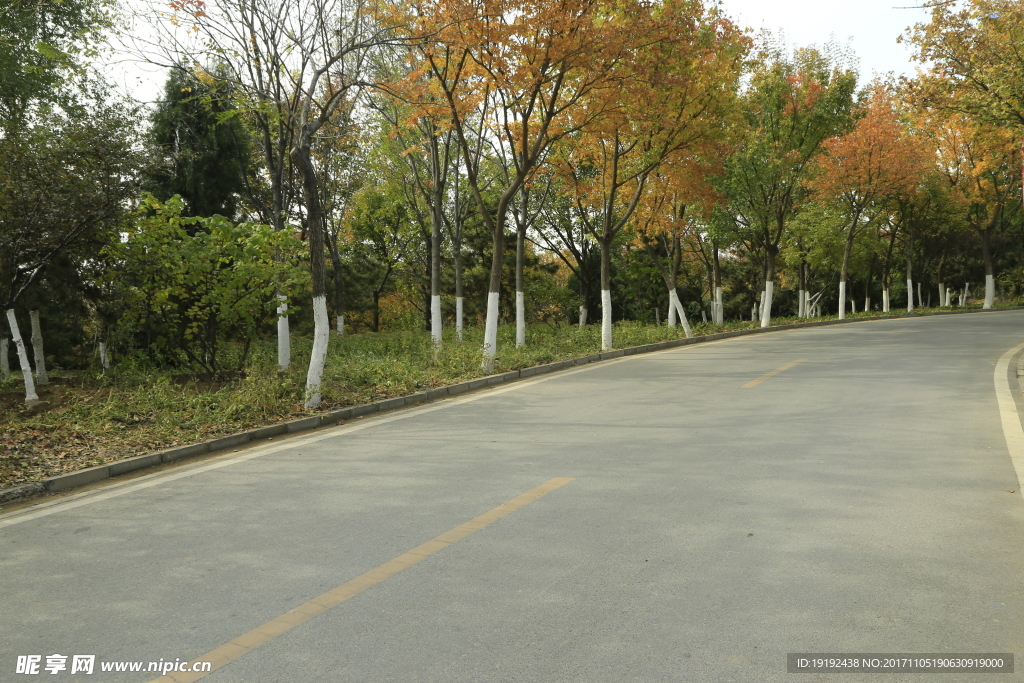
[720,0,933,80]
[105,0,937,107]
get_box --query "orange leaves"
[809,86,929,210]
[167,0,206,18]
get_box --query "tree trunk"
[670,289,692,338]
[5,309,38,402]
[864,256,874,313]
[981,227,995,309]
[798,262,806,318]
[515,225,526,348]
[276,294,290,370]
[1,337,9,380]
[29,310,48,385]
[481,217,504,372]
[430,137,444,347]
[905,226,914,313]
[600,237,612,351]
[838,214,860,320]
[454,243,464,341]
[328,239,345,335]
[760,247,776,328]
[99,341,110,371]
[291,144,330,409]
[713,245,723,324]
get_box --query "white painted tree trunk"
[29,310,48,385]
[798,288,806,318]
[601,289,613,351]
[670,290,692,338]
[6,309,38,402]
[456,297,464,341]
[751,303,757,321]
[851,298,857,314]
[431,294,443,347]
[99,342,110,371]
[336,313,345,336]
[882,289,890,312]
[984,274,994,309]
[760,281,774,328]
[701,308,707,323]
[578,305,587,329]
[1,337,9,380]
[906,278,914,312]
[303,295,330,409]
[916,282,922,309]
[838,281,847,320]
[515,292,525,348]
[945,287,951,307]
[667,295,677,327]
[277,295,290,371]
[938,282,945,308]
[482,291,499,373]
[715,286,723,324]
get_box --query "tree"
[152,0,420,407]
[0,0,112,128]
[557,0,746,349]
[112,196,307,376]
[808,87,930,319]
[906,0,1024,130]
[414,0,640,371]
[0,94,139,402]
[146,68,253,219]
[925,114,1021,308]
[722,42,857,328]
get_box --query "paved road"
[2,312,1023,682]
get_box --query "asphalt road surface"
[2,312,1023,682]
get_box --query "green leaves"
[107,196,307,376]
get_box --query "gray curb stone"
[162,443,208,463]
[349,404,378,418]
[46,464,110,492]
[206,433,251,451]
[286,416,321,433]
[5,304,1023,505]
[249,423,288,439]
[376,397,405,412]
[108,453,162,477]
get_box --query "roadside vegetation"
[2,1,1022,490]
[1,304,1013,490]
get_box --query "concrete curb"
[2,305,1020,504]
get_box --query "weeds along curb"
[1,305,1020,506]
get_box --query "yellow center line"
[152,477,575,683]
[742,359,808,388]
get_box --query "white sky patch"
[100,0,936,109]
[720,0,933,82]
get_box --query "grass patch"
[0,304,1002,490]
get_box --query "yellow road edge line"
[150,476,575,683]
[741,359,808,388]
[994,342,1024,500]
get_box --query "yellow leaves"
[810,86,930,207]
